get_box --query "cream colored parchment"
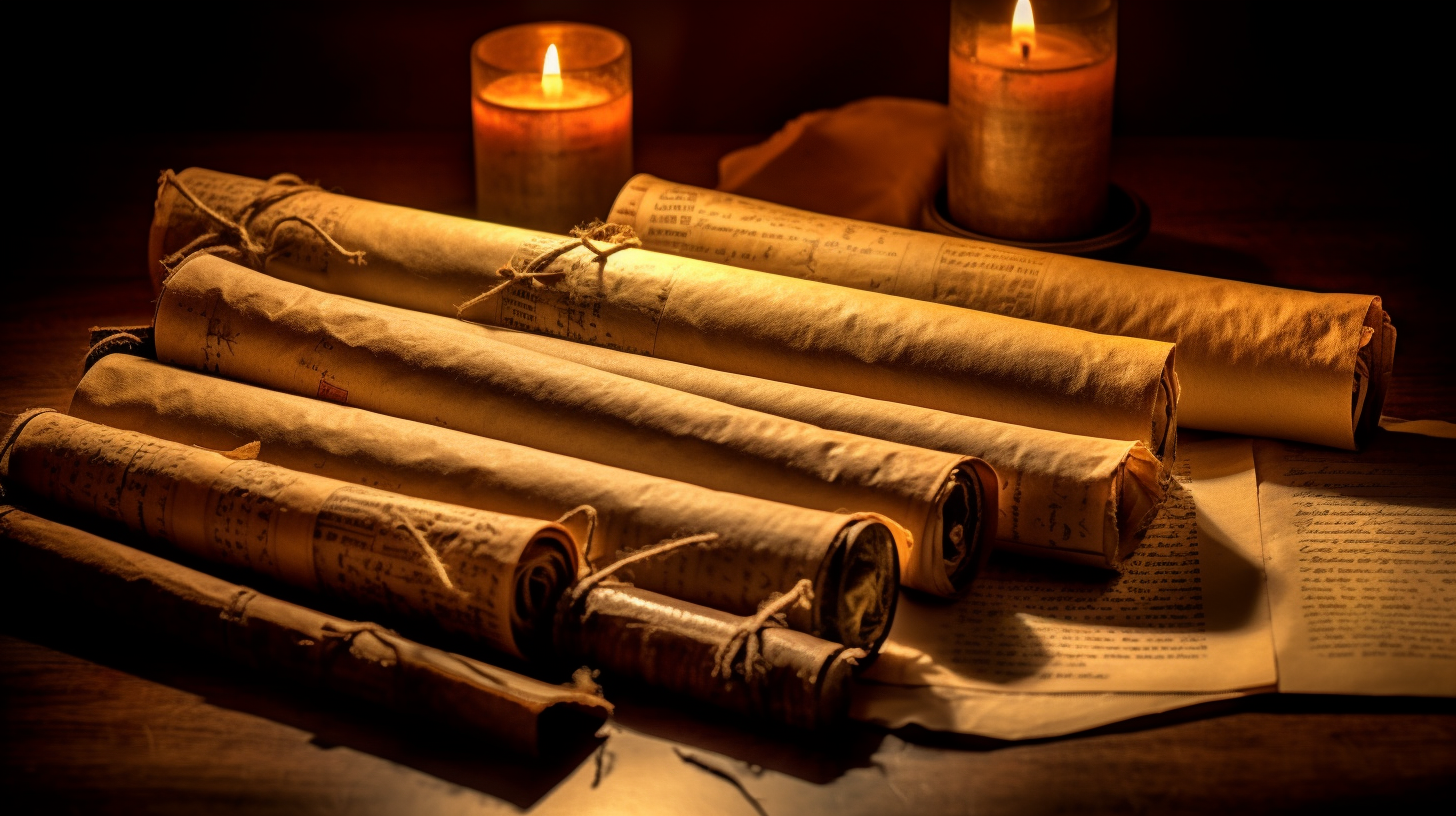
[70,354,900,647]
[866,438,1276,693]
[1256,421,1456,697]
[609,175,1395,450]
[148,255,967,600]
[850,683,1252,741]
[150,168,1178,458]
[478,326,1166,568]
[0,411,576,658]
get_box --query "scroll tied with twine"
[0,410,578,660]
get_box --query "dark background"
[13,0,1435,137]
[8,0,1441,279]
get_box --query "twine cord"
[455,221,642,317]
[713,579,815,683]
[156,170,366,273]
[567,532,719,606]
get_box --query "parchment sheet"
[0,505,611,756]
[71,354,898,650]
[609,174,1395,450]
[1256,420,1456,697]
[149,253,986,601]
[851,683,1251,741]
[479,326,1166,568]
[0,411,576,659]
[150,168,1178,456]
[865,438,1277,693]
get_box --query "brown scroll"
[147,254,982,601]
[71,354,898,652]
[608,175,1397,450]
[556,581,864,729]
[149,167,1178,458]
[0,411,578,660]
[473,328,1167,567]
[0,505,611,756]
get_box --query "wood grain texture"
[2,134,1451,814]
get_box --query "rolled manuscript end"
[145,254,971,601]
[556,581,865,729]
[71,355,901,651]
[608,175,1395,450]
[0,411,578,660]
[477,328,1167,568]
[149,167,1178,458]
[0,506,611,756]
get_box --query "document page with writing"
[866,438,1276,693]
[1257,420,1456,696]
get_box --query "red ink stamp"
[317,379,348,404]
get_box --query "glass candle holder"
[948,0,1117,241]
[472,22,632,234]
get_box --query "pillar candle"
[472,23,632,234]
[948,0,1117,241]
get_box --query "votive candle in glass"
[949,0,1117,241]
[472,23,632,234]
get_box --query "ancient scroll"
[1256,420,1456,697]
[558,581,863,729]
[148,254,988,601]
[609,175,1396,450]
[0,411,578,660]
[149,168,1178,456]
[0,505,611,755]
[71,354,898,652]
[477,327,1166,568]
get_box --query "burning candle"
[948,0,1117,241]
[472,23,632,234]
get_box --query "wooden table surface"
[2,134,1452,814]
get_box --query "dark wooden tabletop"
[2,133,1452,814]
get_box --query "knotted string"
[566,532,719,606]
[712,579,815,683]
[156,170,367,274]
[455,221,642,318]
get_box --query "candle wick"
[1020,42,1030,60]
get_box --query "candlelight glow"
[542,43,562,98]
[1012,0,1036,59]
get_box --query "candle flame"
[542,43,563,98]
[1012,0,1035,59]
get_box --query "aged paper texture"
[1257,421,1456,696]
[866,438,1276,693]
[150,168,1178,456]
[610,174,1394,449]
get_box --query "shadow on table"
[0,599,602,809]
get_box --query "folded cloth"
[718,96,947,229]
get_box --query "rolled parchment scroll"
[147,254,982,601]
[608,175,1397,450]
[472,329,1166,567]
[0,505,611,756]
[556,581,864,729]
[0,411,578,660]
[149,168,1177,458]
[72,354,899,651]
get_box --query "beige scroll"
[478,327,1166,568]
[0,505,611,755]
[0,411,577,660]
[149,168,1177,458]
[608,175,1396,450]
[148,254,990,601]
[72,354,899,652]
